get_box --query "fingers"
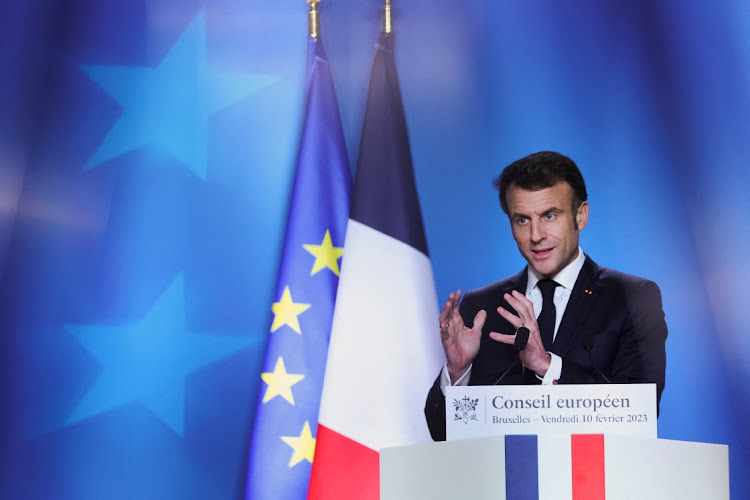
[505,290,533,315]
[496,305,523,329]
[439,302,451,329]
[489,332,515,345]
[439,293,454,327]
[441,290,538,347]
[441,291,462,320]
[440,290,463,335]
[472,309,487,332]
[439,292,454,318]
[503,291,536,326]
[449,303,463,326]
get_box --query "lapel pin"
[585,289,593,295]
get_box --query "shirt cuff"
[540,353,562,385]
[439,363,472,394]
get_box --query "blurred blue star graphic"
[82,9,278,179]
[65,273,255,435]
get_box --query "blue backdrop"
[0,0,748,498]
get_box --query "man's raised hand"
[490,290,551,376]
[439,290,486,383]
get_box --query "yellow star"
[260,357,305,405]
[302,230,345,276]
[281,421,316,468]
[270,286,311,334]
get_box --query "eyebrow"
[511,206,564,219]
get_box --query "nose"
[530,220,545,243]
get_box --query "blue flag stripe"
[505,435,540,500]
[349,33,429,257]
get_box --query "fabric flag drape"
[308,32,446,499]
[245,37,351,500]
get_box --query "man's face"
[505,182,589,279]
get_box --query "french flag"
[504,434,729,499]
[381,433,729,499]
[307,32,446,499]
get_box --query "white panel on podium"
[605,435,729,500]
[380,436,508,500]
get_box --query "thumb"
[472,310,487,331]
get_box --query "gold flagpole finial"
[383,0,392,34]
[307,0,320,39]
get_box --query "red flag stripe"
[308,425,379,500]
[571,434,605,500]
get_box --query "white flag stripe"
[538,434,572,500]
[318,219,446,451]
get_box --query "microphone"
[580,332,611,384]
[514,327,530,350]
[493,327,530,385]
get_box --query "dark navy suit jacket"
[424,256,668,441]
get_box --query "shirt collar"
[527,247,585,292]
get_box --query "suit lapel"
[552,256,601,357]
[505,268,527,297]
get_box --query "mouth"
[530,247,554,259]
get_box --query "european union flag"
[244,36,351,500]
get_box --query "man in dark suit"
[425,151,667,441]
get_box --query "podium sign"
[446,383,656,440]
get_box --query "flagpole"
[308,0,320,39]
[383,0,392,34]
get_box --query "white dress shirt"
[440,248,587,392]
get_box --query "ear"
[575,201,589,231]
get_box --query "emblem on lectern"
[452,396,479,424]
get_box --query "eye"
[544,213,556,220]
[515,217,529,225]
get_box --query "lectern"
[381,434,728,500]
[382,385,728,499]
